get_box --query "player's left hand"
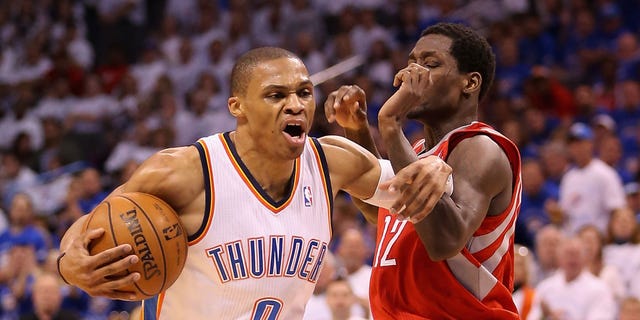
[379,63,432,121]
[380,155,452,223]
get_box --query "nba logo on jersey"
[303,186,313,207]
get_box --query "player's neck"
[421,103,477,147]
[423,115,476,148]
[229,131,296,201]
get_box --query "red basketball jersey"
[369,122,521,320]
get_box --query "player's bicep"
[318,136,380,200]
[446,137,511,234]
[120,146,202,210]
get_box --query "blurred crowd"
[1,0,640,319]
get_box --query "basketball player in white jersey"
[56,47,452,319]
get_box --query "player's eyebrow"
[409,50,438,61]
[262,80,313,92]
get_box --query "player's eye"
[267,92,286,100]
[424,60,440,68]
[298,89,312,99]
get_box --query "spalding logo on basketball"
[84,192,188,300]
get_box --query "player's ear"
[228,96,244,118]
[462,72,481,97]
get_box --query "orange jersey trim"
[189,140,216,245]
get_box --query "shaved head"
[230,47,301,96]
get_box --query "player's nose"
[284,94,305,114]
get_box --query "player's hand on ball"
[59,228,141,300]
[324,85,369,130]
[380,156,452,223]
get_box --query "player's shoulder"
[452,134,505,160]
[151,146,200,166]
[317,134,352,148]
[131,146,201,183]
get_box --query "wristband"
[56,252,71,285]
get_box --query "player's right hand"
[58,228,141,300]
[324,85,369,130]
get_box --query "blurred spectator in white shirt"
[0,100,43,152]
[32,78,75,122]
[204,39,234,96]
[159,15,181,65]
[11,41,52,85]
[251,0,284,47]
[64,22,94,70]
[191,2,228,60]
[325,278,367,320]
[336,228,370,319]
[560,123,626,234]
[529,237,616,320]
[350,8,392,57]
[577,224,625,301]
[532,224,562,285]
[624,182,640,218]
[603,207,640,294]
[168,39,206,99]
[104,122,157,174]
[293,31,327,75]
[0,152,38,209]
[130,43,167,98]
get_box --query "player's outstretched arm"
[409,136,512,261]
[319,136,451,223]
[58,146,202,300]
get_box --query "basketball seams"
[120,193,169,296]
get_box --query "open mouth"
[283,124,304,138]
[281,120,307,146]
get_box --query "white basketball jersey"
[142,133,333,320]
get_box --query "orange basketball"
[83,192,188,300]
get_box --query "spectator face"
[557,238,586,281]
[540,142,568,179]
[32,274,63,317]
[617,33,638,61]
[337,228,367,274]
[535,226,562,270]
[577,226,602,264]
[522,160,545,195]
[1,153,21,178]
[80,168,102,198]
[567,139,593,167]
[619,298,640,320]
[609,208,636,242]
[9,194,33,226]
[620,81,640,109]
[178,40,193,63]
[597,135,622,166]
[325,280,355,319]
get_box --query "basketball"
[83,192,188,300]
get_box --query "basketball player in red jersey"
[326,23,521,319]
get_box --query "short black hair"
[230,47,300,96]
[421,23,496,101]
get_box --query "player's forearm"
[378,116,418,172]
[413,197,469,261]
[344,125,380,158]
